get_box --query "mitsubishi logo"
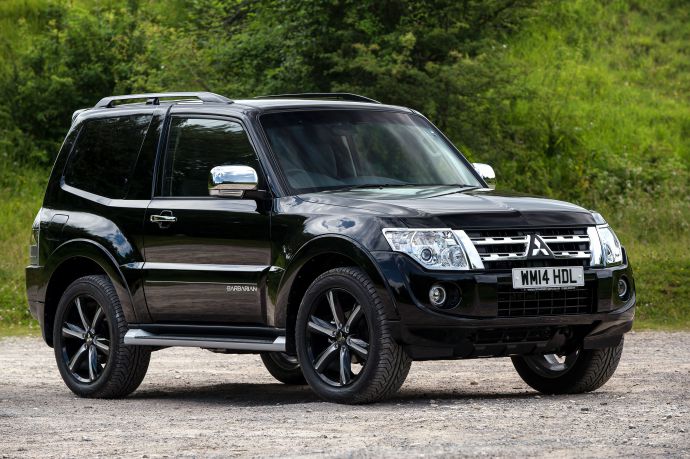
[526,234,554,258]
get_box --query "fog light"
[429,284,447,307]
[617,278,629,299]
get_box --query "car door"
[142,115,271,324]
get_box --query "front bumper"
[372,251,636,360]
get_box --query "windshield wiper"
[336,183,478,191]
[434,185,484,196]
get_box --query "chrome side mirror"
[472,163,496,190]
[208,165,258,198]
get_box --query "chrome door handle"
[150,212,177,228]
[150,214,177,223]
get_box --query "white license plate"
[512,266,584,289]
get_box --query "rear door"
[142,115,271,325]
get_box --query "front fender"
[272,235,399,327]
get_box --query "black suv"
[26,92,635,404]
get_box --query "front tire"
[511,338,624,394]
[296,267,411,404]
[53,275,150,398]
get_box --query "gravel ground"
[1,332,688,458]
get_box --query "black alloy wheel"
[296,267,411,404]
[304,288,370,387]
[59,295,111,383]
[53,275,150,398]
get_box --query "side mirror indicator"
[208,165,258,198]
[472,163,496,190]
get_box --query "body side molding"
[124,329,286,352]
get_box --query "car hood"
[297,186,596,228]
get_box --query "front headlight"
[597,225,623,266]
[382,228,479,270]
[589,211,623,266]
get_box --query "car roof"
[73,93,414,124]
[232,98,404,110]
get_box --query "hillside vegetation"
[0,0,688,332]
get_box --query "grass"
[600,194,690,329]
[0,165,46,332]
[500,0,690,206]
[0,324,40,338]
[625,240,690,330]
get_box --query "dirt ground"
[0,331,688,458]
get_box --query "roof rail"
[94,92,232,108]
[71,108,89,124]
[254,92,380,104]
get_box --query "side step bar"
[124,329,286,352]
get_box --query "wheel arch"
[275,235,398,354]
[41,239,136,346]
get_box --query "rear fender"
[43,239,137,323]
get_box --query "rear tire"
[53,275,150,398]
[296,267,411,404]
[511,338,624,394]
[260,352,306,385]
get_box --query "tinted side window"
[64,115,152,199]
[126,113,164,200]
[161,118,260,197]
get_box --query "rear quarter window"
[64,115,152,199]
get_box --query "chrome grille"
[466,228,591,269]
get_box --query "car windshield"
[260,109,482,193]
